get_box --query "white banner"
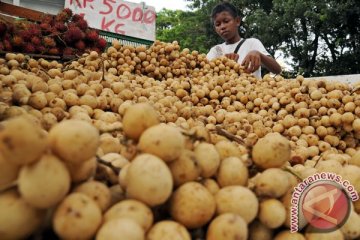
[65,0,156,41]
[306,74,360,85]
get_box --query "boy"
[206,2,281,79]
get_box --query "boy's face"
[213,11,240,43]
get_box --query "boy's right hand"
[225,53,239,62]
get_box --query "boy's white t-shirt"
[206,38,270,79]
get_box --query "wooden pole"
[0,1,49,21]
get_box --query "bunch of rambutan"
[58,10,108,56]
[85,30,99,42]
[0,7,107,56]
[63,26,84,44]
[55,8,72,23]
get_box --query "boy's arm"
[241,38,282,75]
[260,53,282,74]
[242,50,282,75]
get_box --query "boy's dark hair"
[211,2,239,19]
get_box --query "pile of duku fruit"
[0,39,360,239]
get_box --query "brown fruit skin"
[168,150,201,187]
[252,133,291,169]
[206,213,248,240]
[170,182,215,229]
[147,221,191,240]
[126,154,173,207]
[48,119,100,164]
[0,152,20,190]
[138,124,185,162]
[122,103,159,140]
[0,115,47,166]
[74,180,111,213]
[0,190,46,240]
[53,193,102,240]
[104,199,154,232]
[18,154,71,209]
[96,218,145,240]
[215,186,259,224]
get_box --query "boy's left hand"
[225,53,239,62]
[241,50,261,73]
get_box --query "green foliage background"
[156,0,360,77]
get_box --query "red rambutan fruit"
[42,15,54,25]
[55,22,67,32]
[72,14,84,23]
[63,47,74,56]
[63,8,73,18]
[36,45,46,53]
[31,36,42,45]
[43,37,56,48]
[55,12,67,23]
[11,35,24,47]
[67,22,77,29]
[56,7,73,22]
[40,23,52,34]
[40,23,50,29]
[76,19,88,31]
[74,40,86,50]
[0,22,7,36]
[3,39,12,51]
[86,30,99,41]
[7,24,14,35]
[28,23,37,29]
[0,42,4,51]
[97,38,107,50]
[63,27,84,43]
[18,30,32,41]
[48,47,60,55]
[29,25,41,37]
[24,43,36,53]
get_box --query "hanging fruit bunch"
[0,8,107,56]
